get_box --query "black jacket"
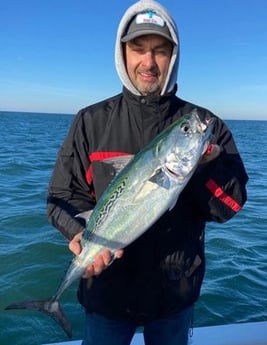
[47,87,248,324]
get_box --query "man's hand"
[69,232,124,278]
[200,144,221,164]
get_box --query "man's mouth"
[139,72,157,82]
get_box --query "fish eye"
[180,121,191,133]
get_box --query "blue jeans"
[82,306,193,345]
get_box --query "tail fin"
[5,298,72,338]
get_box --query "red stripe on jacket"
[86,151,129,185]
[205,179,241,212]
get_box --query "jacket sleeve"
[187,116,248,223]
[47,112,96,240]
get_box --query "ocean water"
[0,111,266,345]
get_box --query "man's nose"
[142,51,156,68]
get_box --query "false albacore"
[5,109,214,338]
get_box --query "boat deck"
[44,321,267,345]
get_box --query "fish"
[5,109,214,338]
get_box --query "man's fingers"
[82,249,124,278]
[68,231,124,278]
[201,144,221,164]
[68,232,83,255]
[114,249,124,259]
[82,251,109,278]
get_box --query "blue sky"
[0,0,266,120]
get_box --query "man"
[47,1,248,344]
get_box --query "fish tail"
[5,297,72,338]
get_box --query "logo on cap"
[135,11,165,27]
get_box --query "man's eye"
[155,49,168,55]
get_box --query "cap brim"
[121,30,175,44]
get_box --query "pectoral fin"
[149,168,170,189]
[134,169,167,202]
[134,180,158,202]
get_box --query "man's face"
[125,34,173,96]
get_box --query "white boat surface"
[44,321,267,345]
